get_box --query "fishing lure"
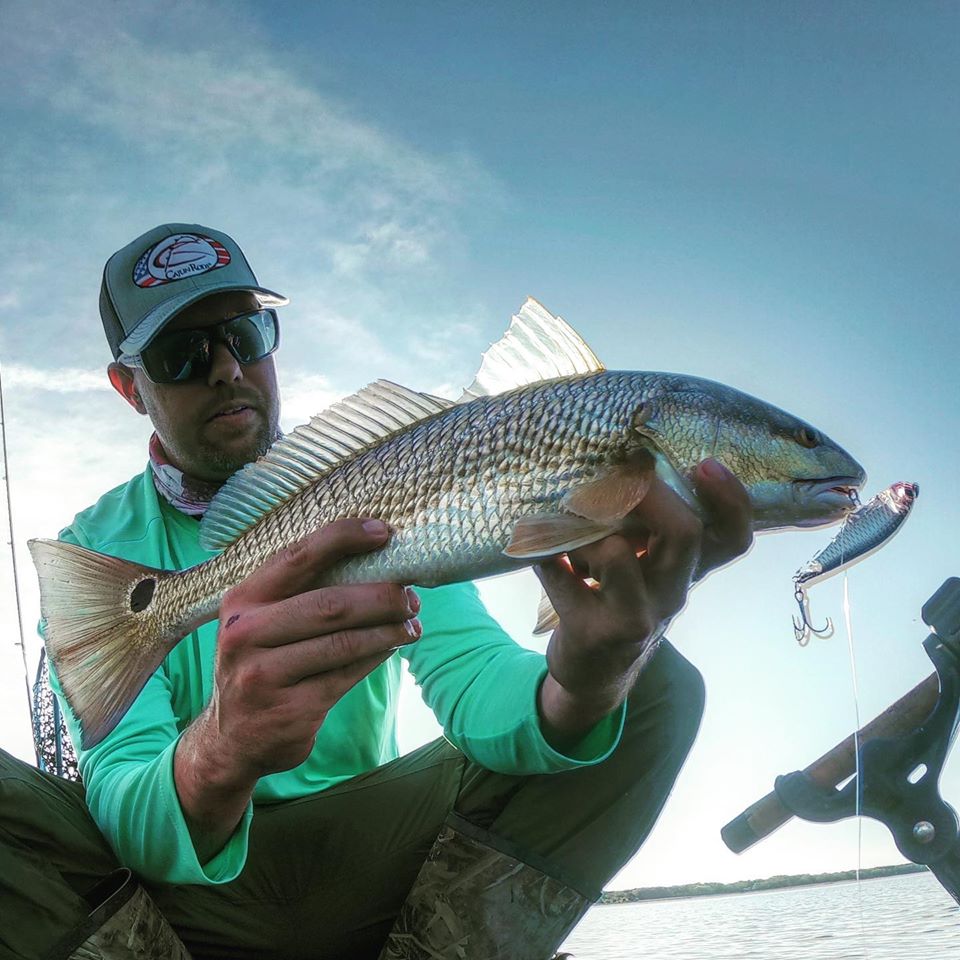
[793,481,920,645]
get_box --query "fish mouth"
[806,476,862,500]
[798,476,863,515]
[752,475,865,532]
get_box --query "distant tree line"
[600,863,927,904]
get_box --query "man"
[4,223,752,959]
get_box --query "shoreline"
[600,863,927,904]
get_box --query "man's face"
[116,291,281,482]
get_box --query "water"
[561,872,958,959]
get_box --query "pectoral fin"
[504,514,618,559]
[562,459,654,524]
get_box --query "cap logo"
[133,233,231,288]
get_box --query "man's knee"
[658,640,706,746]
[621,640,706,769]
[0,746,87,817]
[0,747,117,880]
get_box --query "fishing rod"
[722,576,960,905]
[0,360,40,766]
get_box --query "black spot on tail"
[130,578,156,613]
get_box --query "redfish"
[30,299,865,747]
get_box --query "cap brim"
[117,281,289,357]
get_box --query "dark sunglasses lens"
[138,310,278,383]
[142,330,211,383]
[221,310,279,363]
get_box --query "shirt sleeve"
[46,524,253,886]
[401,582,625,774]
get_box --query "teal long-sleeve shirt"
[48,467,624,885]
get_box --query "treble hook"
[792,583,834,645]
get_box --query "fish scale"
[168,375,643,624]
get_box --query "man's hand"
[535,459,753,751]
[174,518,419,860]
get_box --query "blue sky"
[1,0,959,910]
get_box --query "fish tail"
[29,538,182,750]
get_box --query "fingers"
[219,578,420,684]
[692,459,754,577]
[535,553,607,621]
[627,478,702,615]
[230,581,420,649]
[215,515,422,688]
[211,574,419,776]
[534,459,753,729]
[230,518,391,605]
[207,518,422,780]
[294,649,397,706]
[540,458,751,639]
[217,647,398,777]
[536,536,659,643]
[271,618,421,685]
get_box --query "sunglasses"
[120,309,280,384]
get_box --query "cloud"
[4,1,491,246]
[1,0,500,377]
[3,364,112,393]
[329,220,434,277]
[278,370,341,427]
[0,4,507,763]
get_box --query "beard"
[191,419,279,480]
[141,390,282,484]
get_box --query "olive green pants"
[0,642,704,960]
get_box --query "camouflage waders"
[54,869,192,960]
[2,642,704,959]
[377,815,590,960]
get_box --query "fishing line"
[841,573,869,957]
[787,485,921,955]
[0,361,39,764]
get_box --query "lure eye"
[794,426,820,449]
[897,482,919,501]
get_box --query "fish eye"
[794,426,820,449]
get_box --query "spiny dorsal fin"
[458,297,604,401]
[199,380,455,551]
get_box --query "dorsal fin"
[199,380,455,551]
[458,297,605,400]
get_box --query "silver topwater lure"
[792,481,920,644]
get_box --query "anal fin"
[534,588,560,636]
[533,576,601,636]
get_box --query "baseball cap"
[100,223,289,359]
